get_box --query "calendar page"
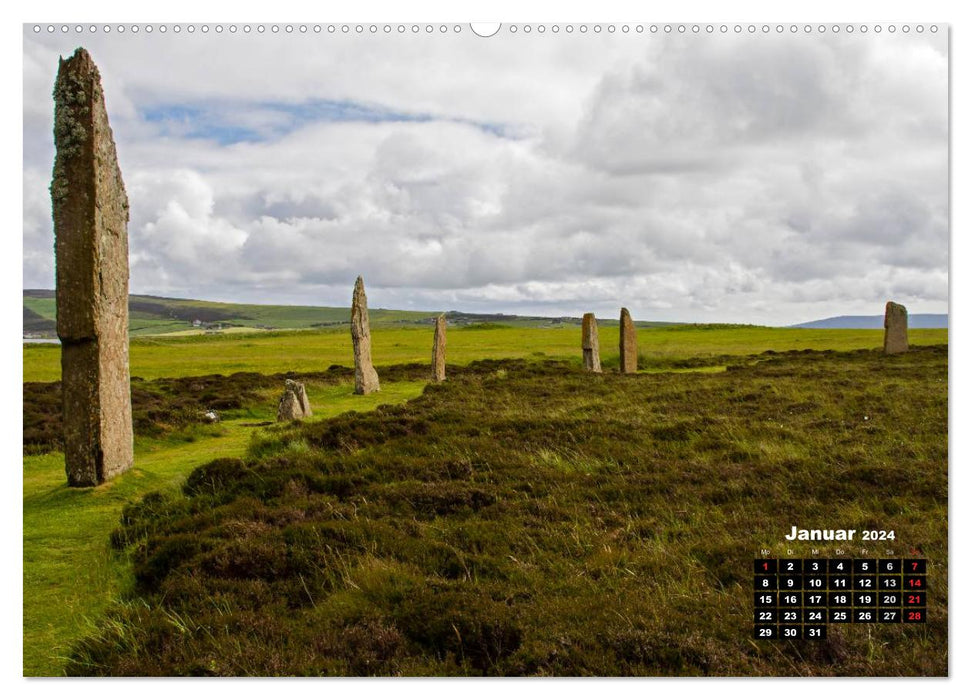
[21,18,948,678]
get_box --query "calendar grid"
[754,558,926,639]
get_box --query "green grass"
[22,325,949,383]
[23,379,426,676]
[60,348,947,676]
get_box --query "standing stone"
[290,379,312,417]
[277,379,311,421]
[351,276,380,394]
[276,379,311,421]
[432,314,447,382]
[581,313,602,373]
[277,388,303,422]
[619,308,638,374]
[52,48,133,487]
[884,301,909,355]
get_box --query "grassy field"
[60,348,947,676]
[22,325,949,383]
[22,327,948,676]
[23,378,426,676]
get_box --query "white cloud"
[128,169,249,287]
[22,28,948,324]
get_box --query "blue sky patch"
[143,99,511,145]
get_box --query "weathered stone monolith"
[52,48,133,487]
[884,301,909,354]
[581,313,602,373]
[351,276,380,394]
[276,379,311,421]
[291,379,312,417]
[276,379,314,421]
[277,388,303,422]
[619,308,637,374]
[432,314,446,382]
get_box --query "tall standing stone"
[432,314,447,382]
[581,313,602,373]
[51,48,133,487]
[619,308,638,374]
[351,276,380,394]
[884,301,909,355]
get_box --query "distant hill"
[791,314,948,330]
[23,289,439,338]
[22,290,679,339]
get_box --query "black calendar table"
[754,558,926,639]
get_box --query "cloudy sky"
[22,24,948,325]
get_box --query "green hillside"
[23,289,681,339]
[23,289,440,338]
